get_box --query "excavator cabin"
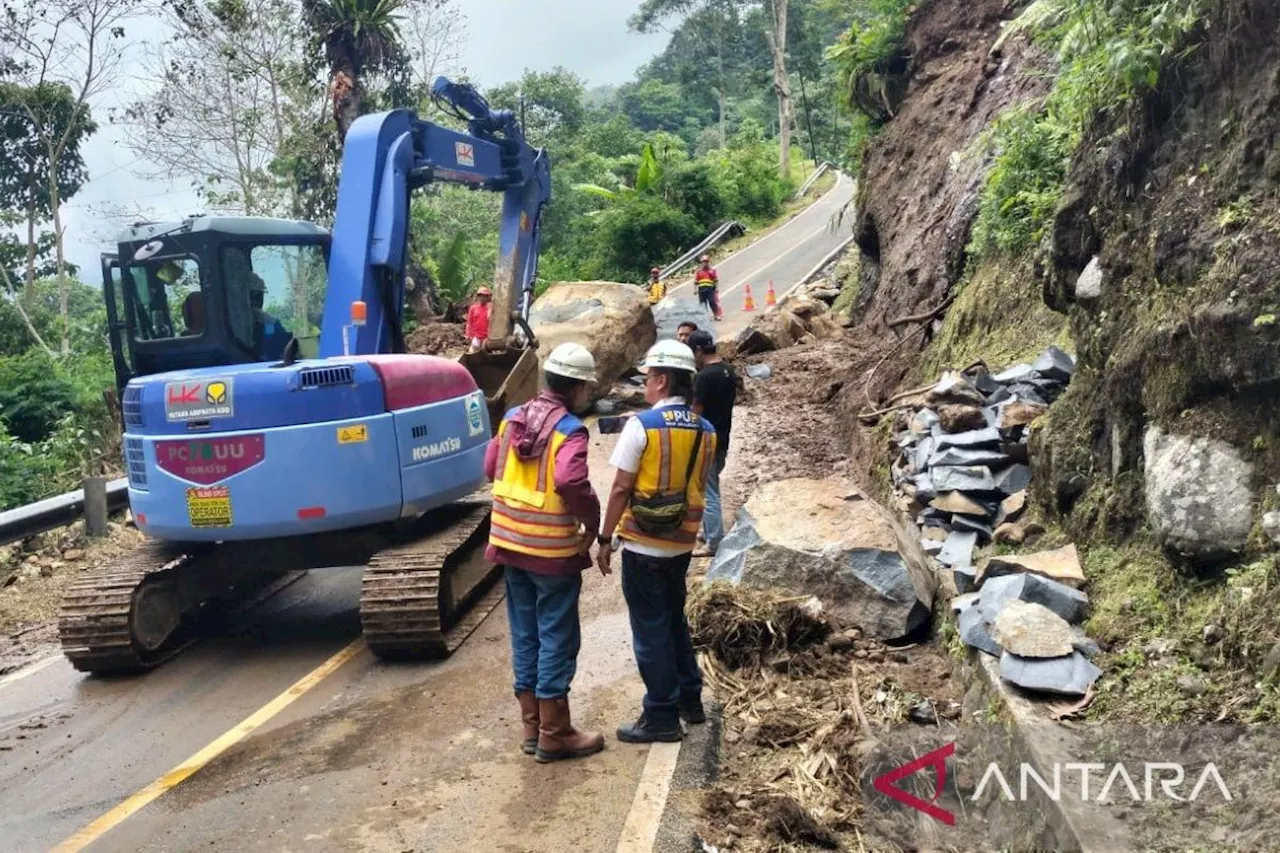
[102,216,332,396]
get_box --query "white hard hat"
[544,342,597,382]
[638,340,696,374]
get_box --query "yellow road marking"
[615,741,683,853]
[51,638,364,853]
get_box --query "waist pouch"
[629,427,702,536]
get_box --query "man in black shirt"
[688,330,736,556]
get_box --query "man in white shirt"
[597,340,717,743]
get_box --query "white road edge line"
[0,653,61,691]
[669,171,848,296]
[615,740,683,853]
[717,219,842,301]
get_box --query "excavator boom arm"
[318,77,551,358]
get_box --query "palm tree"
[302,0,410,145]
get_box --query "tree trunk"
[46,148,70,355]
[765,0,792,182]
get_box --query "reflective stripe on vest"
[695,271,716,288]
[489,414,583,559]
[618,405,717,549]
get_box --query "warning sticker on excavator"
[187,486,232,528]
[455,141,475,167]
[337,424,368,444]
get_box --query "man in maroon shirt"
[484,342,606,763]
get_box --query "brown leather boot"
[517,691,539,755]
[535,696,605,763]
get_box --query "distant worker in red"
[694,255,723,322]
[466,286,492,352]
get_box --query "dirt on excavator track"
[57,502,505,675]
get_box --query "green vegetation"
[969,0,1209,259]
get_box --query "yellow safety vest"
[648,280,666,304]
[489,412,584,559]
[619,406,718,550]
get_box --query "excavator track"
[58,540,295,675]
[361,499,504,659]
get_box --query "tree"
[301,0,413,145]
[1,0,141,354]
[485,68,588,150]
[763,0,793,180]
[117,0,309,216]
[404,0,466,98]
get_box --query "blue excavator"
[58,79,549,673]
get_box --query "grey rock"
[952,514,994,542]
[1075,256,1103,301]
[1176,674,1208,697]
[1019,574,1089,625]
[928,374,985,407]
[908,701,938,725]
[918,508,953,528]
[706,479,936,640]
[914,437,937,472]
[986,386,1013,406]
[912,472,938,501]
[972,371,1001,396]
[934,427,1002,450]
[1202,623,1225,646]
[993,363,1036,384]
[1261,643,1280,682]
[959,603,1002,656]
[921,537,945,556]
[898,431,920,449]
[938,530,978,568]
[595,399,618,414]
[977,574,1026,625]
[932,466,997,492]
[1007,384,1048,406]
[1000,651,1102,696]
[992,464,1032,496]
[745,363,773,380]
[953,566,978,594]
[1070,627,1101,658]
[951,592,980,615]
[1263,511,1280,546]
[929,446,1010,468]
[1143,638,1177,659]
[992,601,1076,657]
[1032,346,1076,382]
[911,408,940,432]
[1143,427,1254,563]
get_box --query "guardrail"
[0,477,129,548]
[795,161,834,199]
[659,220,747,281]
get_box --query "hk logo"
[873,742,956,826]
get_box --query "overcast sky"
[64,0,670,285]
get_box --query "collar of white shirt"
[651,396,687,409]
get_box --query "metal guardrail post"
[84,477,109,538]
[0,477,129,548]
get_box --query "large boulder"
[653,294,715,342]
[1143,427,1254,563]
[705,478,938,640]
[528,282,656,401]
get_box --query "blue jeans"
[504,567,583,699]
[701,454,726,548]
[621,550,703,722]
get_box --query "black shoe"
[616,714,683,744]
[678,700,706,725]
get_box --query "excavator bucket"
[458,346,540,435]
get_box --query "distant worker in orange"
[693,255,723,322]
[466,286,493,352]
[647,267,666,305]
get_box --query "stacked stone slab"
[890,347,1076,593]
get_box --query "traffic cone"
[743,283,756,312]
[766,280,777,307]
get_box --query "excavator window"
[122,256,205,341]
[220,242,328,361]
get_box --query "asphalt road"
[0,179,855,853]
[655,170,856,343]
